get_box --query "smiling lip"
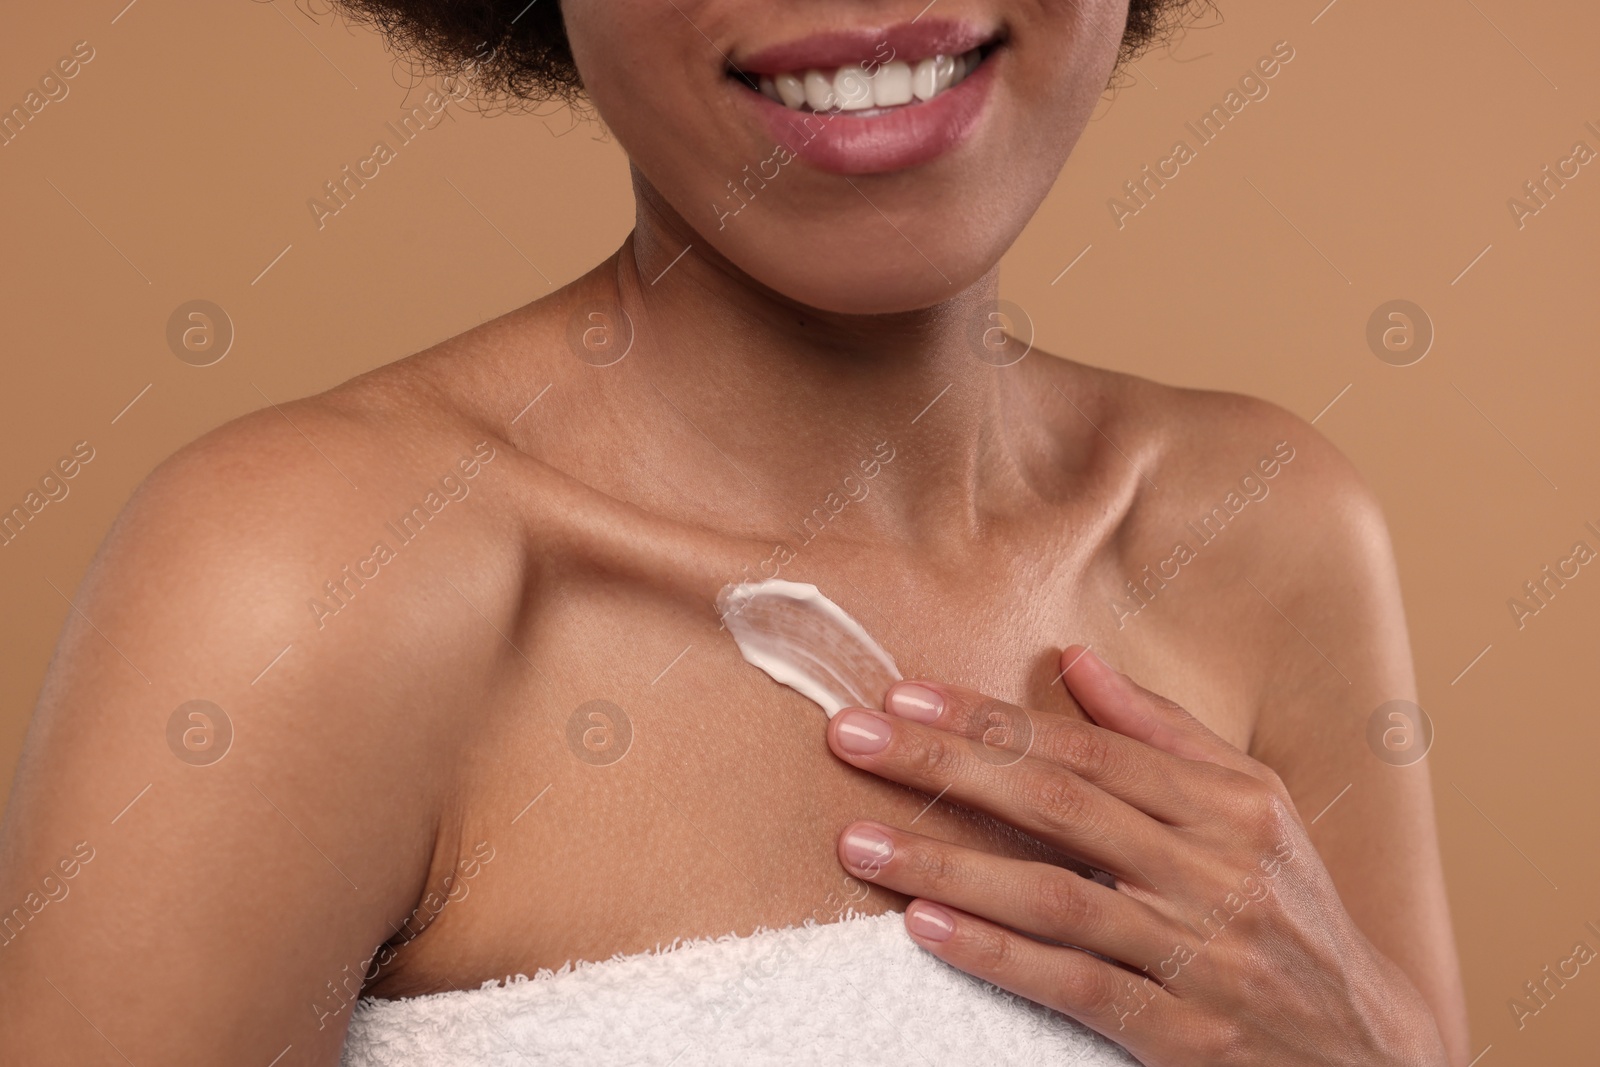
[745,57,996,175]
[733,19,1002,176]
[735,19,997,74]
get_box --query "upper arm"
[1238,411,1470,1062]
[0,408,499,1064]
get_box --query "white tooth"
[774,71,807,109]
[759,75,781,102]
[933,54,957,92]
[871,60,913,107]
[834,66,873,110]
[911,57,939,101]
[803,69,836,111]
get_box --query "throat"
[596,227,1031,527]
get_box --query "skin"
[0,0,1467,1064]
[830,657,1458,1064]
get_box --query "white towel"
[341,909,1140,1066]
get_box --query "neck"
[590,169,1042,546]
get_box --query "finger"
[1060,646,1255,774]
[838,820,1187,968]
[901,898,1177,1054]
[884,680,1196,825]
[827,709,1168,888]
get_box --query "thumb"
[1059,646,1244,768]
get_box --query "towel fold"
[341,908,1140,1066]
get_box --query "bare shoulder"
[0,337,535,1062]
[1047,357,1381,540]
[1042,356,1396,595]
[1036,356,1409,737]
[1136,373,1412,724]
[88,343,529,665]
[1045,358,1466,1057]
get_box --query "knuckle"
[971,700,1029,756]
[903,731,955,780]
[904,842,958,892]
[1215,768,1262,812]
[1257,766,1290,799]
[1194,760,1239,791]
[1222,771,1299,857]
[1032,871,1095,934]
[1240,781,1293,847]
[1052,726,1114,779]
[1034,773,1093,834]
[1235,940,1281,996]
[967,923,1017,976]
[947,695,996,738]
[1059,961,1118,1017]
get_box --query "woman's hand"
[826,646,1451,1067]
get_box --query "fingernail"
[886,683,943,723]
[841,825,894,874]
[906,901,955,942]
[1063,646,1096,672]
[835,710,892,755]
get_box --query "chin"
[571,2,1116,314]
[716,222,1007,316]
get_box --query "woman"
[0,0,1468,1063]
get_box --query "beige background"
[3,0,1597,1059]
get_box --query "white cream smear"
[719,580,1122,894]
[717,579,901,717]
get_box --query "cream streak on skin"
[721,579,1125,895]
[717,579,901,718]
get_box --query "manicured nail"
[835,710,892,755]
[841,825,894,874]
[886,683,943,723]
[906,901,955,942]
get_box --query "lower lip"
[744,54,998,176]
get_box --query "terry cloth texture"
[341,908,1141,1066]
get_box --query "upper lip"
[733,18,1000,75]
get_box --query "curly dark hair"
[333,0,1216,107]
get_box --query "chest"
[373,538,1251,993]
